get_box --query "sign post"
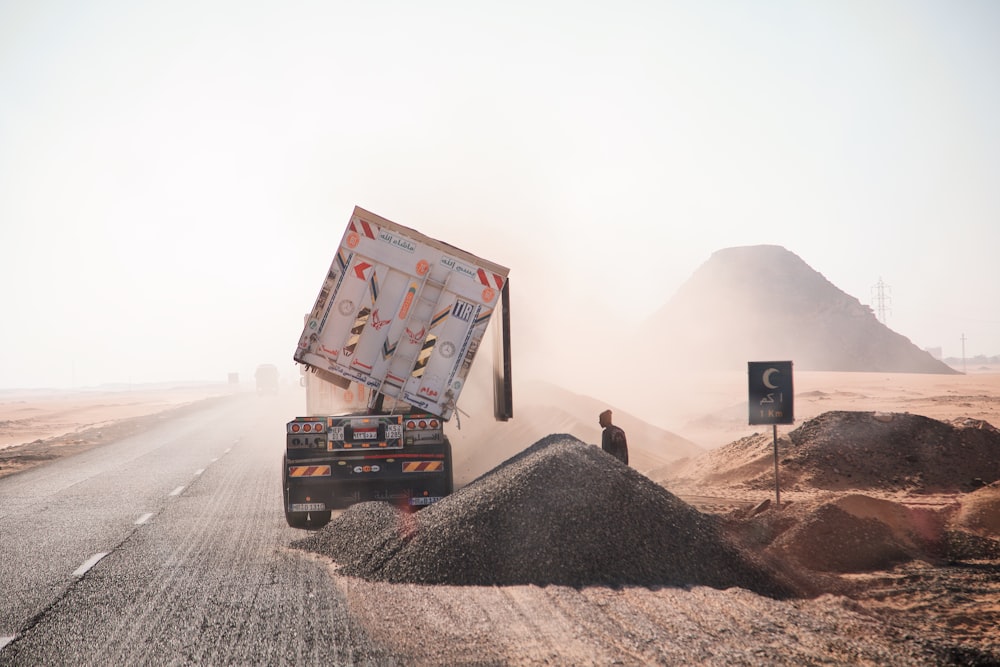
[748,361,794,509]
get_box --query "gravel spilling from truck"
[294,435,801,597]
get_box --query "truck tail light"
[288,420,326,434]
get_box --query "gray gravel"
[295,435,800,596]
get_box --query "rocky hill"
[636,245,956,373]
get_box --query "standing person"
[599,409,628,465]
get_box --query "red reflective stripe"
[289,465,331,477]
[402,461,445,473]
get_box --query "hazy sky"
[2,0,998,391]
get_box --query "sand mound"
[771,503,912,572]
[295,435,800,597]
[953,481,1000,537]
[764,496,920,573]
[667,411,1000,494]
[735,493,1000,573]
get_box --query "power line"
[871,277,892,324]
[961,333,967,374]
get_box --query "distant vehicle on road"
[255,364,280,395]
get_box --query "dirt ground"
[666,367,1000,449]
[304,370,1000,665]
[5,373,1000,664]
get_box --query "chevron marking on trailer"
[342,307,371,358]
[289,465,332,477]
[349,217,377,240]
[410,334,437,378]
[476,268,505,290]
[402,461,445,473]
[353,261,373,280]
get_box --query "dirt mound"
[295,435,802,597]
[759,495,923,573]
[666,411,1000,494]
[728,493,1000,573]
[786,412,1000,492]
[953,481,1000,537]
[655,431,775,488]
[771,503,912,572]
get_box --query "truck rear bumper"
[284,468,451,510]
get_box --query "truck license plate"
[409,496,443,506]
[291,503,326,512]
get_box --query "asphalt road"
[0,391,397,666]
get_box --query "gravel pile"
[294,435,800,597]
[786,411,1000,492]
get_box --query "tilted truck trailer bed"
[284,206,512,528]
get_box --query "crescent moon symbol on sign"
[763,368,779,389]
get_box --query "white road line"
[135,513,153,525]
[0,636,15,651]
[169,486,185,497]
[194,468,204,476]
[224,447,232,454]
[210,457,219,463]
[73,552,109,577]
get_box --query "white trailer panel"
[295,207,509,420]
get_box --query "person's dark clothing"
[602,425,628,465]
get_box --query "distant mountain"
[636,245,957,374]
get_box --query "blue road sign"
[748,361,794,425]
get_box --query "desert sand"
[295,369,1000,664]
[3,371,999,663]
[652,367,1000,449]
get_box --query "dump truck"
[283,206,512,528]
